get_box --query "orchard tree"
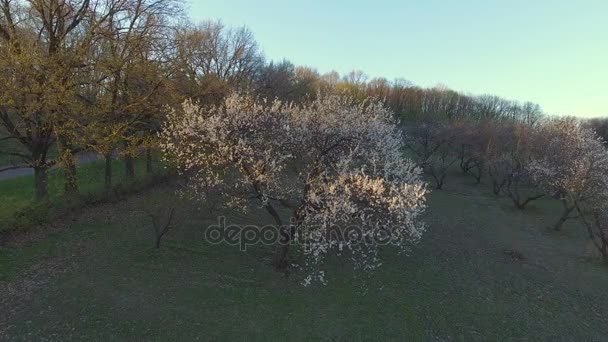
[403,120,458,190]
[577,206,608,260]
[452,121,486,183]
[530,118,608,231]
[483,122,510,195]
[585,118,608,144]
[485,122,544,208]
[160,93,428,282]
[500,123,545,209]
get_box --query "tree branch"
[0,164,31,173]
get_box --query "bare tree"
[149,207,175,249]
[485,122,544,208]
[173,21,263,95]
[577,207,608,260]
[343,70,368,86]
[404,120,458,189]
[452,121,486,183]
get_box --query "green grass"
[1,172,607,340]
[0,155,167,233]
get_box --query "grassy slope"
[1,172,607,340]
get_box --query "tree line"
[2,0,606,270]
[0,0,552,202]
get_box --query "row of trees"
[257,64,545,125]
[405,116,608,259]
[0,0,184,199]
[0,0,549,202]
[161,91,608,277]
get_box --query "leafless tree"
[404,120,458,189]
[485,122,544,209]
[577,207,608,260]
[343,70,368,86]
[173,21,263,93]
[452,121,486,183]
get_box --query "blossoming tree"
[160,93,428,281]
[529,118,608,231]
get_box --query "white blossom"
[529,118,608,230]
[160,93,428,283]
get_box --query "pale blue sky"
[188,0,607,117]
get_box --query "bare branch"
[0,164,31,173]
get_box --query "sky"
[188,0,607,117]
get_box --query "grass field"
[0,155,165,233]
[1,171,607,340]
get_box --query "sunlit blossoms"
[160,93,428,282]
[159,96,292,208]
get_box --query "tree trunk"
[433,174,444,190]
[504,176,543,210]
[554,201,575,231]
[459,145,470,174]
[459,158,466,174]
[62,151,78,196]
[146,148,153,174]
[492,179,504,196]
[57,137,78,196]
[125,156,135,179]
[512,194,544,210]
[34,165,48,201]
[599,226,608,259]
[514,200,526,210]
[272,234,290,271]
[473,165,483,184]
[64,158,78,196]
[124,141,135,179]
[577,207,608,260]
[104,153,112,190]
[263,203,290,271]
